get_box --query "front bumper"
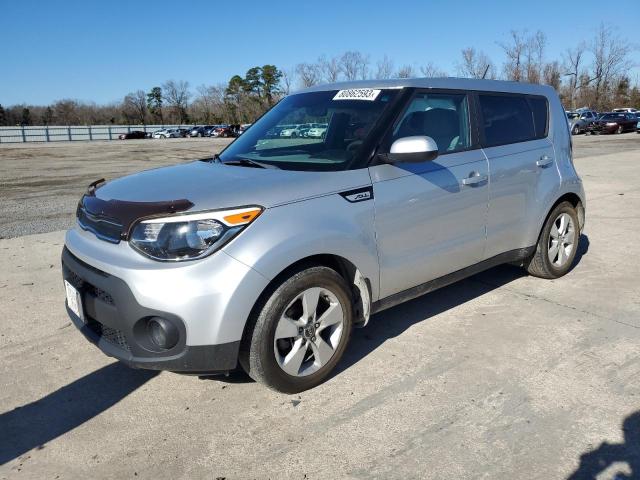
[62,247,241,372]
[587,124,616,134]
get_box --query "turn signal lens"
[223,208,262,225]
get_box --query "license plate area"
[64,280,84,322]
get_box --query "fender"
[223,192,380,304]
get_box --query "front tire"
[240,266,353,393]
[526,201,580,279]
[571,124,580,135]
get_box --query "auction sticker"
[333,89,381,101]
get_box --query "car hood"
[94,160,371,210]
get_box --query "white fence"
[0,125,197,143]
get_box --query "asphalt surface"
[1,133,640,479]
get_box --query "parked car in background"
[177,128,191,138]
[306,124,328,138]
[189,126,215,137]
[635,112,640,132]
[613,107,638,114]
[586,112,638,134]
[152,128,181,139]
[63,78,585,393]
[280,125,302,138]
[265,126,285,138]
[212,126,238,138]
[118,131,147,140]
[566,111,595,135]
[237,124,252,135]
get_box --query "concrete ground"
[1,134,639,479]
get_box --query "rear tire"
[240,266,353,393]
[526,201,580,279]
[571,125,580,135]
[617,125,623,134]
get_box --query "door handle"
[462,173,487,186]
[536,155,553,167]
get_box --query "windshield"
[219,89,400,171]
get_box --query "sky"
[1,0,638,106]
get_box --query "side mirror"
[385,136,439,163]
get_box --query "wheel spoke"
[275,316,300,340]
[557,244,567,265]
[550,223,559,239]
[301,288,321,320]
[280,338,308,376]
[558,215,568,235]
[310,336,335,367]
[548,241,559,263]
[317,303,343,332]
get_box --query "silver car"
[62,78,585,393]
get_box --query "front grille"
[86,318,131,351]
[77,206,123,243]
[93,287,114,306]
[63,257,126,350]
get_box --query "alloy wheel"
[273,287,344,377]
[548,212,575,267]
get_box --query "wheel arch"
[240,253,373,351]
[534,191,585,249]
[548,192,585,231]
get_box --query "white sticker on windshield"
[333,89,381,101]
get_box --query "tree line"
[1,23,637,127]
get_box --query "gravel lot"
[0,138,231,238]
[1,133,640,479]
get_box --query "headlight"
[606,122,617,126]
[129,206,262,261]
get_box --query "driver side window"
[393,93,471,153]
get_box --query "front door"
[370,91,489,299]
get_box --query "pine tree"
[21,108,31,126]
[146,87,163,123]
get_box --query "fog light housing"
[147,317,179,350]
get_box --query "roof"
[298,77,557,97]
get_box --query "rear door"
[370,90,489,298]
[477,93,559,258]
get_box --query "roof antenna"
[482,64,490,79]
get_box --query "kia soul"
[62,78,585,393]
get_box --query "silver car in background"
[62,78,585,393]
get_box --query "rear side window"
[528,97,548,138]
[479,94,548,147]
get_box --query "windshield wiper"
[222,157,280,169]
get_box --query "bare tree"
[499,30,547,83]
[281,68,295,94]
[318,55,342,83]
[543,61,562,91]
[340,51,369,80]
[588,23,633,109]
[295,63,322,88]
[375,55,395,79]
[53,99,80,125]
[524,31,546,83]
[457,48,495,79]
[122,90,147,124]
[396,64,415,78]
[420,62,447,78]
[162,80,191,123]
[190,84,226,123]
[499,30,526,81]
[563,43,586,110]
